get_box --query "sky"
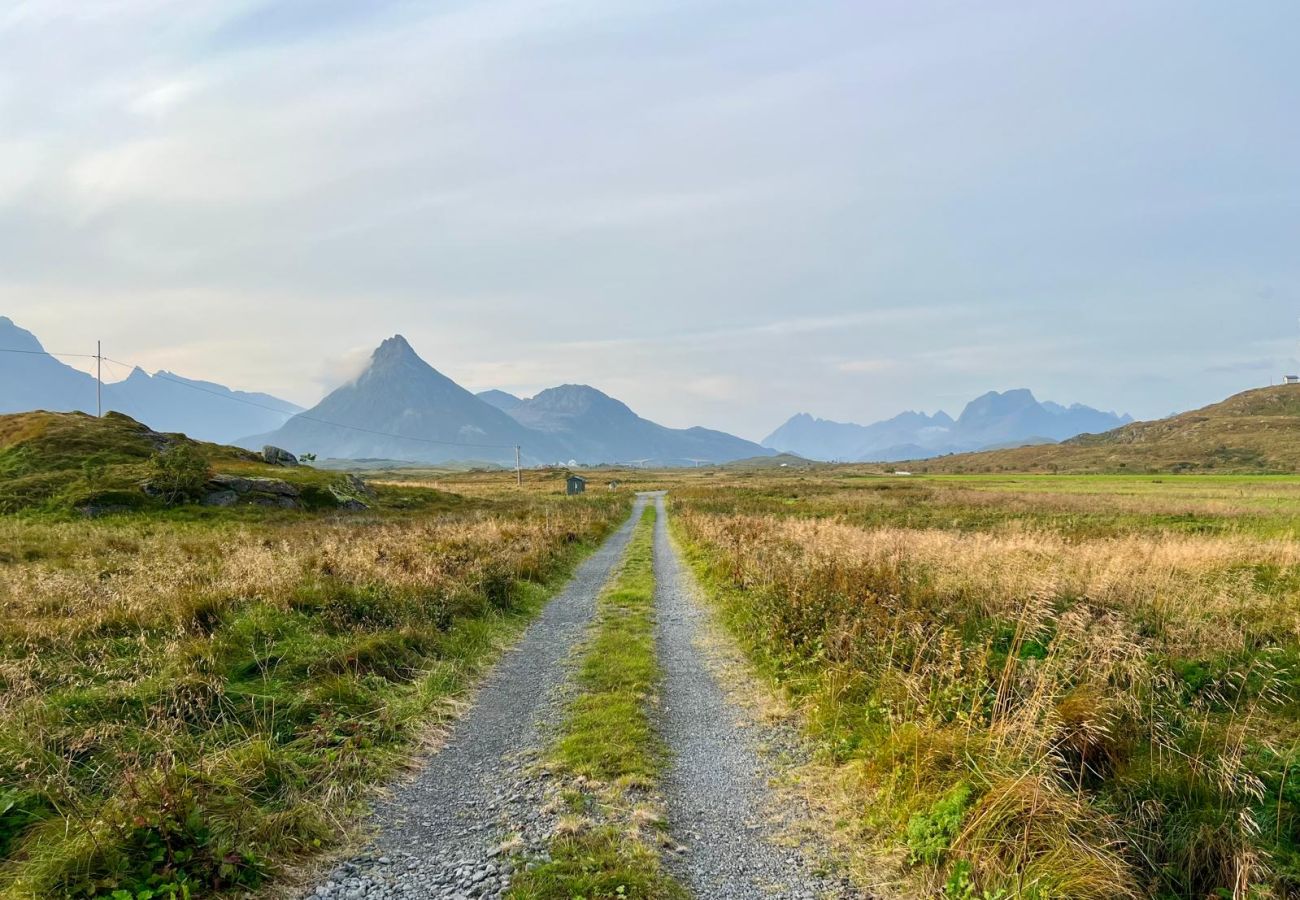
[1,1,1298,441]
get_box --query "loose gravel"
[302,495,650,900]
[652,494,862,900]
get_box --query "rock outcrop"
[329,473,376,510]
[202,474,301,508]
[262,445,299,467]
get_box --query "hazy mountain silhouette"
[247,336,548,465]
[0,316,94,415]
[476,389,524,413]
[503,383,771,465]
[765,389,1131,461]
[0,316,300,442]
[908,385,1300,474]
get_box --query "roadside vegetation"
[509,507,685,900]
[671,472,1300,899]
[0,453,627,898]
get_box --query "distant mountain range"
[5,315,1142,468]
[0,316,301,443]
[247,335,773,466]
[481,384,768,465]
[765,389,1132,461]
[904,385,1300,474]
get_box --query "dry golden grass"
[672,480,1300,899]
[0,492,628,899]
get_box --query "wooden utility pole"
[515,445,522,486]
[96,340,102,417]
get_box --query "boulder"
[329,473,376,510]
[202,473,301,508]
[262,445,299,467]
[200,491,239,508]
[208,474,300,497]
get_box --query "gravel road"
[652,494,860,900]
[303,494,650,900]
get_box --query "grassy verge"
[508,505,685,900]
[0,496,628,899]
[669,496,1300,900]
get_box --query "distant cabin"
[566,475,587,495]
[1286,375,1300,385]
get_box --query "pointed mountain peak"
[373,334,418,361]
[0,316,45,353]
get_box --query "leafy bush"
[147,446,212,505]
[907,783,973,864]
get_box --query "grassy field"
[9,435,1300,899]
[0,457,628,898]
[666,469,1300,899]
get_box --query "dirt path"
[652,494,860,900]
[304,494,650,900]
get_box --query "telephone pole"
[515,445,522,486]
[96,340,102,417]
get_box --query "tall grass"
[673,504,1300,899]
[0,497,627,898]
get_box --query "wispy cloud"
[0,1,1296,435]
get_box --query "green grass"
[678,470,1300,538]
[0,410,407,518]
[551,509,662,784]
[509,505,685,900]
[508,830,680,900]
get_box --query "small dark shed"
[566,475,586,495]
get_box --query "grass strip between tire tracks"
[508,504,686,900]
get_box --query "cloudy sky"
[2,1,1297,440]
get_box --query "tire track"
[305,494,650,900]
[652,494,860,900]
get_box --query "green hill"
[907,385,1300,474]
[0,410,370,514]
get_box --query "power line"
[0,346,98,359]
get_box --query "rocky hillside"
[0,410,376,515]
[904,385,1300,474]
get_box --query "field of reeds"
[670,473,1300,899]
[0,485,628,899]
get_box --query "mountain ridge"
[902,385,1300,474]
[0,316,301,443]
[501,383,772,464]
[765,389,1131,461]
[246,336,549,465]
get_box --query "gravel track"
[652,494,860,900]
[304,495,650,900]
